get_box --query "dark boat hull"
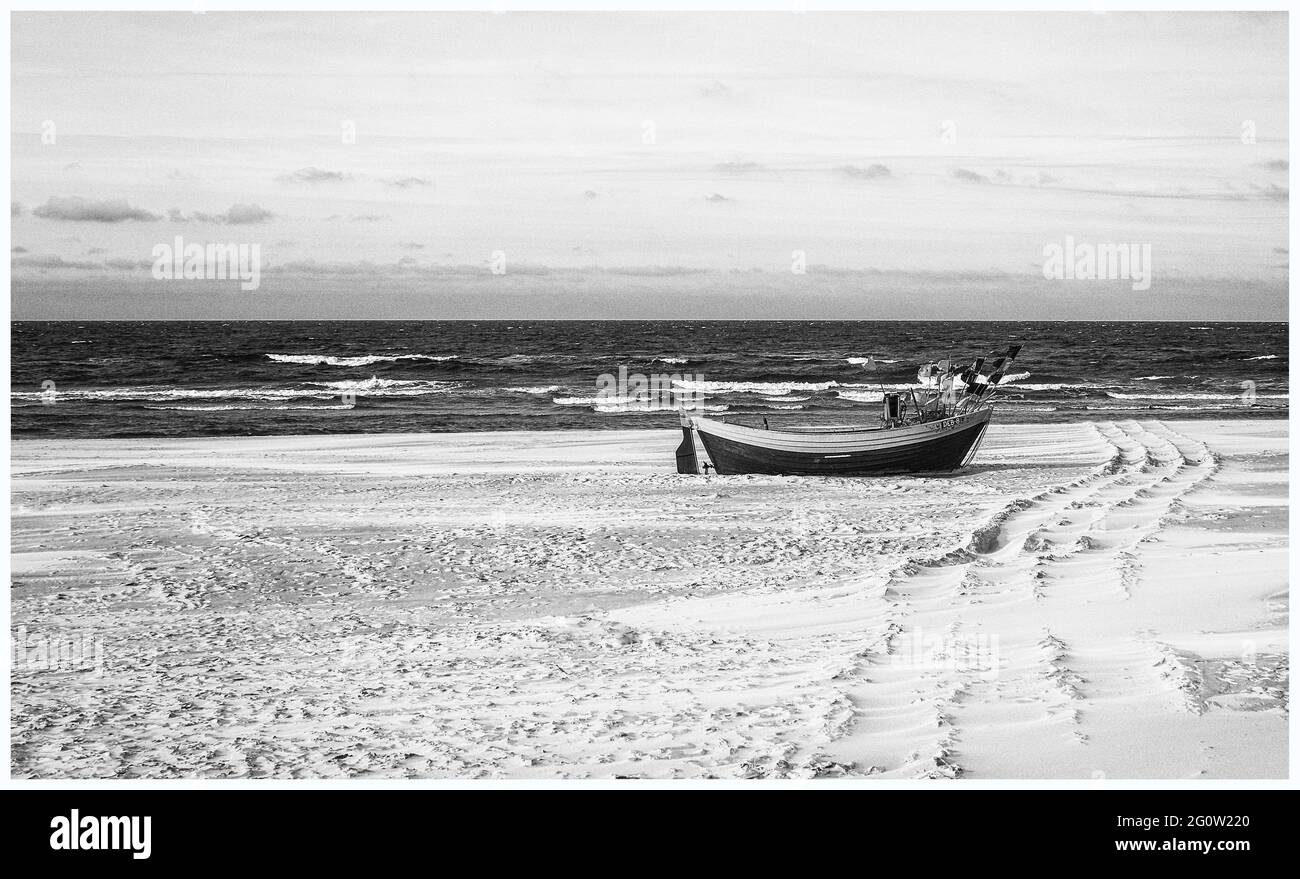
[693,408,991,476]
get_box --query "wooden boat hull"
[692,407,991,475]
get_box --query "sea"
[10,320,1288,439]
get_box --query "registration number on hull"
[924,413,977,433]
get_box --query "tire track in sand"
[819,420,1218,777]
[935,420,1220,773]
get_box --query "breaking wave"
[267,353,457,367]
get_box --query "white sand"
[9,419,1288,779]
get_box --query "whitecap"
[673,379,839,395]
[144,403,356,412]
[309,377,458,395]
[835,390,884,403]
[266,353,457,367]
[1106,391,1288,401]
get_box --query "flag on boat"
[972,357,1009,397]
[961,357,986,392]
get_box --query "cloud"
[266,259,377,276]
[105,258,150,270]
[1253,183,1288,202]
[699,80,732,100]
[399,241,425,250]
[602,265,711,277]
[11,252,150,271]
[836,164,891,180]
[261,259,555,278]
[168,203,275,224]
[278,166,349,184]
[11,202,22,217]
[32,196,161,222]
[1255,159,1288,171]
[716,161,764,173]
[349,213,390,222]
[387,176,433,188]
[12,253,102,269]
[11,246,27,253]
[951,168,989,183]
[249,261,981,282]
[704,192,731,202]
[206,203,275,224]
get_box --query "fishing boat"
[675,344,1021,476]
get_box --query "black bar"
[5,791,1289,866]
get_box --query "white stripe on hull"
[691,407,992,455]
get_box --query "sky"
[9,11,1290,320]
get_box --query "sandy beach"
[9,418,1288,779]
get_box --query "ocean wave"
[555,393,699,407]
[503,385,564,394]
[1072,403,1284,411]
[673,380,840,395]
[11,377,458,402]
[144,403,356,412]
[552,392,724,413]
[835,390,884,403]
[1244,355,1280,361]
[1106,391,1289,401]
[266,353,457,367]
[1134,375,1176,381]
[10,387,336,402]
[593,403,730,414]
[554,395,635,406]
[308,377,459,395]
[845,357,900,365]
[998,382,1099,391]
[492,353,582,366]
